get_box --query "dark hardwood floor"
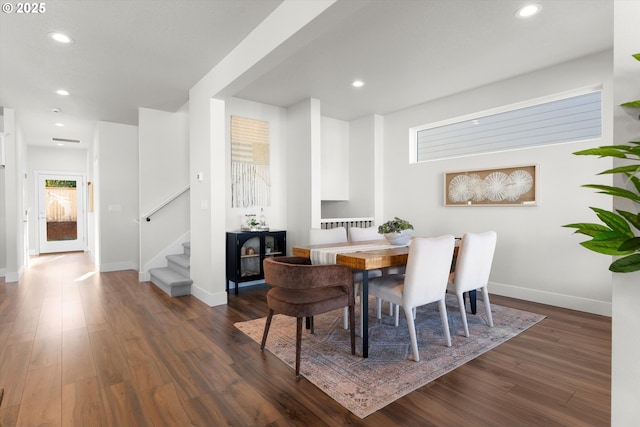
[0,252,610,426]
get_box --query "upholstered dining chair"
[447,231,497,337]
[349,226,381,242]
[368,235,455,362]
[309,227,348,245]
[261,256,356,377]
[309,227,382,330]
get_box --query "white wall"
[225,97,288,232]
[26,146,87,254]
[321,116,349,202]
[138,107,190,276]
[97,121,139,271]
[287,98,321,246]
[2,108,26,282]
[612,0,640,423]
[383,51,614,315]
[0,112,6,273]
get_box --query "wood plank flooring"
[0,252,611,426]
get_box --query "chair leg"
[389,301,394,316]
[403,305,420,362]
[309,316,315,334]
[348,304,356,355]
[296,317,303,377]
[260,309,274,351]
[456,292,470,337]
[438,298,452,347]
[343,307,349,330]
[394,306,399,327]
[469,289,477,314]
[376,297,382,319]
[482,286,494,327]
[344,283,360,329]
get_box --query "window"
[411,88,602,163]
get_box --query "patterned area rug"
[235,294,544,418]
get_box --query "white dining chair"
[447,231,497,337]
[309,227,348,245]
[349,226,381,242]
[368,235,455,362]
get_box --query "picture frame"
[444,164,537,206]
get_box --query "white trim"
[99,262,138,273]
[490,281,611,317]
[190,284,227,307]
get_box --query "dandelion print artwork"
[444,165,536,206]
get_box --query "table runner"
[310,243,402,265]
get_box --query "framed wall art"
[444,164,537,206]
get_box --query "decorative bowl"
[384,229,414,246]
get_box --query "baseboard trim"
[100,262,138,273]
[190,284,227,307]
[490,281,612,317]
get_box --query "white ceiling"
[0,0,613,150]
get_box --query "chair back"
[453,231,497,293]
[349,226,382,242]
[263,256,353,291]
[309,227,348,245]
[403,235,455,307]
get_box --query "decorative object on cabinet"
[231,115,271,208]
[444,164,537,206]
[226,230,286,295]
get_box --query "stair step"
[150,267,192,297]
[182,242,190,257]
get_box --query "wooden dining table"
[292,239,463,358]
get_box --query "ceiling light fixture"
[515,4,542,19]
[56,89,69,96]
[352,80,365,88]
[55,123,64,127]
[48,32,74,44]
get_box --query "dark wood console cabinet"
[226,230,286,295]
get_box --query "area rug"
[235,294,545,418]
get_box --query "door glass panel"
[45,179,78,242]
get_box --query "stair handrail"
[142,184,190,222]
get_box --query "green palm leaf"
[610,253,640,272]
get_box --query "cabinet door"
[239,235,261,279]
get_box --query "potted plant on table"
[378,217,414,245]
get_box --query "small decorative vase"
[384,229,414,246]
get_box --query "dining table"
[293,239,464,358]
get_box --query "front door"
[38,173,86,253]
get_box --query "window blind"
[415,90,602,162]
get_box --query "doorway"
[37,173,86,253]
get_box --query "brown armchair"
[261,256,356,377]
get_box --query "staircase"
[149,242,193,297]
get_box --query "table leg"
[361,270,369,358]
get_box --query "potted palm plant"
[563,53,640,273]
[378,217,414,245]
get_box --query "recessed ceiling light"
[48,32,73,44]
[56,143,64,147]
[515,4,542,19]
[55,123,64,127]
[352,80,365,88]
[50,107,61,113]
[56,89,69,96]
